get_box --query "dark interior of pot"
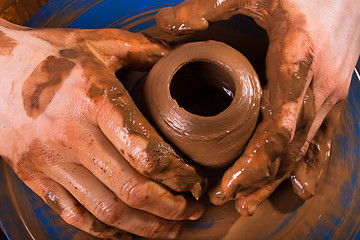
[170,61,235,117]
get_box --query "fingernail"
[209,190,227,205]
[188,209,203,220]
[190,182,202,200]
[190,178,208,200]
[236,199,250,216]
[167,222,183,239]
[188,203,205,220]
[247,200,258,216]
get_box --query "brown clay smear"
[59,49,79,59]
[83,58,151,138]
[0,30,17,55]
[15,139,47,182]
[90,219,107,233]
[286,56,313,101]
[22,55,75,118]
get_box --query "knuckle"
[279,102,298,136]
[121,180,152,209]
[61,205,87,226]
[264,126,292,162]
[138,221,164,238]
[328,90,348,105]
[94,201,124,224]
[168,198,188,220]
[143,137,174,176]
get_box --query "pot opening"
[170,61,235,117]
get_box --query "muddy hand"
[0,19,206,239]
[290,103,342,200]
[157,0,360,212]
[233,103,343,216]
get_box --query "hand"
[0,19,206,239]
[156,0,360,215]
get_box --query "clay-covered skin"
[291,102,343,199]
[0,30,17,55]
[144,41,261,167]
[0,18,206,239]
[156,0,360,215]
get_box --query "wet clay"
[113,231,131,240]
[0,30,17,55]
[291,102,343,199]
[22,55,75,118]
[90,219,108,233]
[144,41,262,167]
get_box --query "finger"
[156,0,269,35]
[84,72,206,199]
[291,102,342,199]
[34,152,182,239]
[275,87,316,177]
[209,33,315,205]
[62,122,204,220]
[31,28,171,72]
[23,175,131,239]
[81,29,172,72]
[156,0,211,35]
[276,68,347,176]
[235,174,288,216]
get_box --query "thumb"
[83,29,172,72]
[156,0,266,36]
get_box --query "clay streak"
[22,55,75,118]
[0,30,17,55]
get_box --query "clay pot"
[144,40,261,167]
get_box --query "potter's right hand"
[156,0,360,215]
[0,19,205,239]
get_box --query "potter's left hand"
[0,19,206,239]
[156,0,360,215]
